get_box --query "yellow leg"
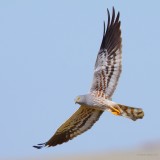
[109,106,121,116]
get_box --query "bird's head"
[74,96,81,104]
[74,95,87,105]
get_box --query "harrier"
[34,8,144,149]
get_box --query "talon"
[112,111,120,115]
[110,107,121,116]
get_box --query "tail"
[110,103,144,121]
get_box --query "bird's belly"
[86,99,107,111]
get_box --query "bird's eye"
[77,97,80,101]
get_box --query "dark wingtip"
[107,8,110,29]
[103,21,106,36]
[112,6,115,13]
[33,143,46,149]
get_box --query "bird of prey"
[33,8,144,149]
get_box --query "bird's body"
[75,94,143,121]
[33,7,144,149]
[75,94,107,110]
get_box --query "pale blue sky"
[0,0,160,159]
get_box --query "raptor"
[33,8,144,149]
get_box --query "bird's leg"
[105,99,123,116]
[108,105,121,116]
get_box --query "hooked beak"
[74,99,77,104]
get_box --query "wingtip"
[112,6,115,14]
[103,21,106,36]
[107,8,109,14]
[33,143,46,149]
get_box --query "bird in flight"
[33,7,144,149]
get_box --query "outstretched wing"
[33,106,103,148]
[90,8,122,98]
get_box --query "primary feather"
[33,106,103,148]
[90,8,122,98]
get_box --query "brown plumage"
[33,106,103,149]
[33,7,144,149]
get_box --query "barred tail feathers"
[109,102,144,121]
[117,104,144,121]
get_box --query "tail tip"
[131,109,144,121]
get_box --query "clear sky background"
[0,0,160,159]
